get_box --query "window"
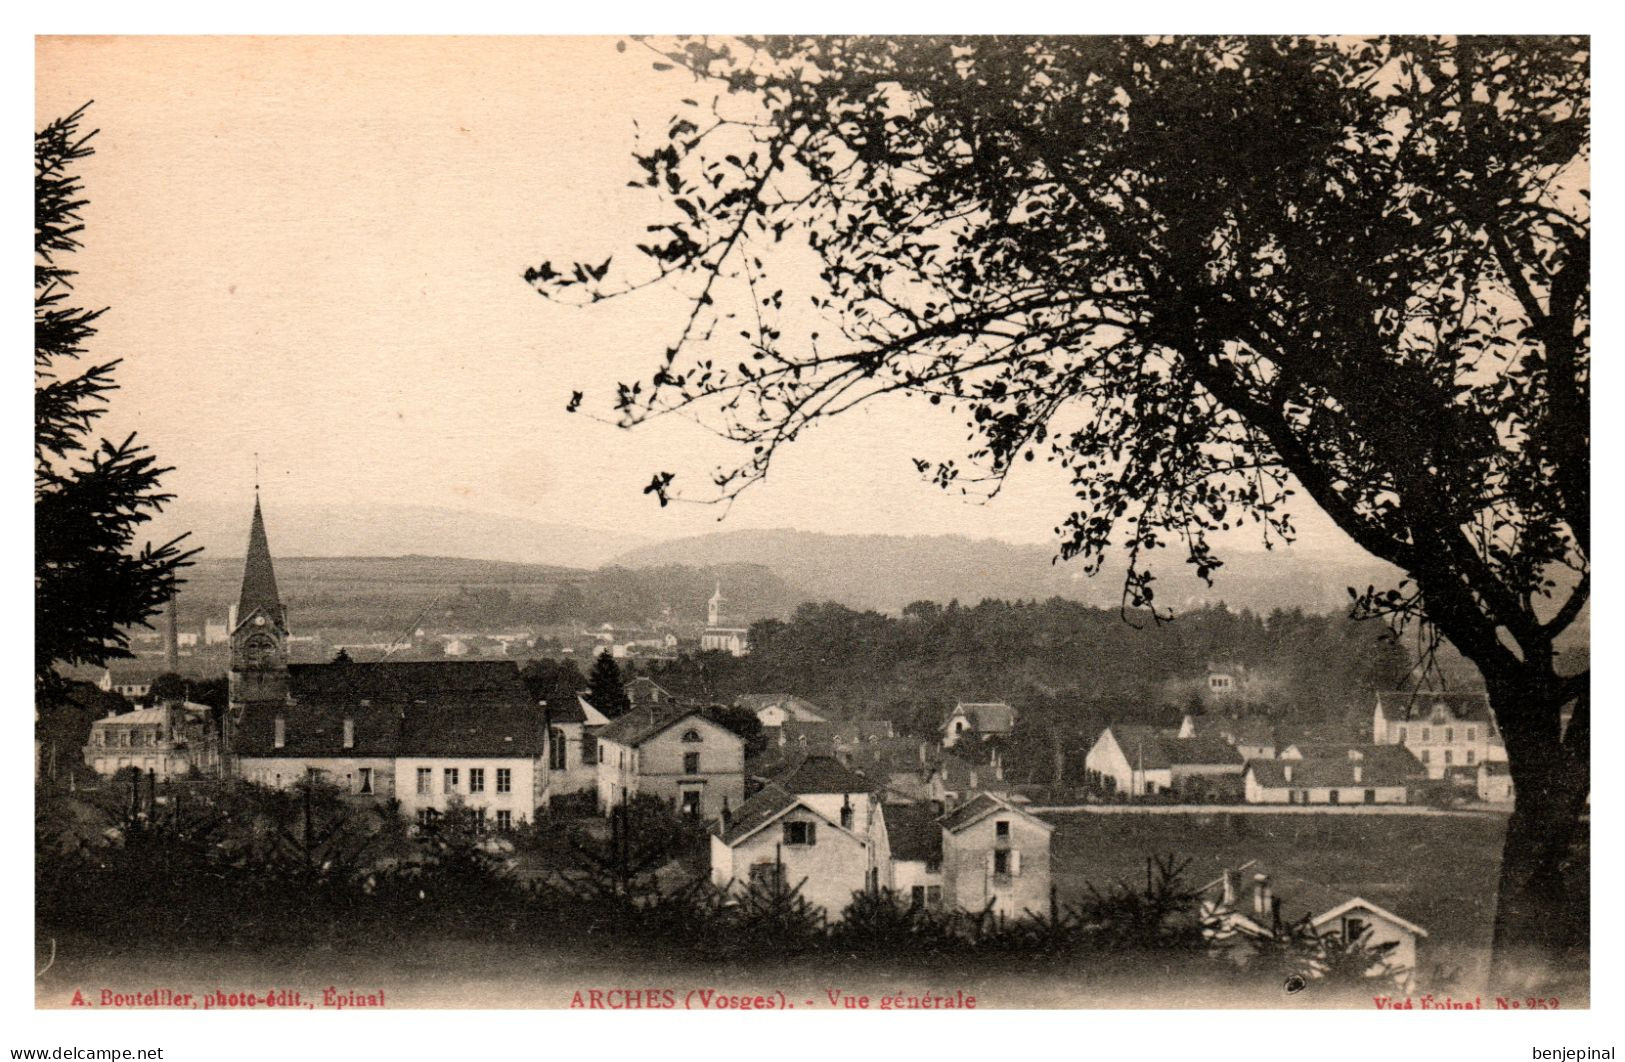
[995,820,1010,840]
[496,768,512,794]
[1343,917,1368,943]
[549,727,566,770]
[1466,750,1476,765]
[1444,751,1453,765]
[343,718,355,749]
[1421,727,1430,742]
[683,752,700,775]
[474,807,488,833]
[681,728,702,743]
[1446,727,1454,743]
[783,821,816,846]
[925,885,942,907]
[597,744,605,765]
[416,767,432,795]
[1364,789,1376,804]
[358,767,373,795]
[994,849,1020,876]
[582,732,596,764]
[469,768,485,793]
[274,716,286,749]
[1397,727,1407,742]
[495,809,512,832]
[1467,727,1477,742]
[415,808,436,827]
[1420,750,1431,764]
[1328,790,1340,805]
[910,885,926,908]
[840,805,853,829]
[681,790,702,817]
[445,767,459,793]
[749,862,784,889]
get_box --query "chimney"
[720,796,732,830]
[165,597,180,673]
[1222,868,1239,907]
[1283,763,1294,783]
[1252,873,1272,919]
[1353,764,1363,783]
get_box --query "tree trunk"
[1486,675,1589,994]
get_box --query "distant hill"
[611,528,1403,616]
[169,555,807,634]
[143,501,653,570]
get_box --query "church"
[699,582,750,656]
[226,496,589,829]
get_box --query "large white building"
[1371,691,1506,780]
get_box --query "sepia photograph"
[29,29,1593,1034]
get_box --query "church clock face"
[242,632,278,668]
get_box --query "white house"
[938,792,1054,918]
[882,802,943,909]
[84,700,219,781]
[595,706,745,821]
[1477,760,1515,803]
[1179,713,1276,760]
[940,702,1016,748]
[1244,745,1421,805]
[1084,725,1174,796]
[1371,691,1505,780]
[736,693,827,728]
[711,785,882,918]
[1202,866,1428,992]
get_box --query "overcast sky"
[36,36,1358,557]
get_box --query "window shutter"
[806,822,817,846]
[1010,850,1021,876]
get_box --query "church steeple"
[229,493,289,709]
[236,494,283,629]
[708,581,724,628]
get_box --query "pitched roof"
[939,791,1053,834]
[594,705,723,748]
[780,719,894,750]
[1186,714,1275,747]
[1156,735,1247,767]
[1247,746,1422,788]
[943,701,1016,734]
[236,496,283,626]
[288,660,532,704]
[883,803,942,863]
[1105,725,1174,770]
[1200,864,1428,938]
[1374,690,1493,724]
[736,693,827,723]
[715,784,833,846]
[767,754,876,795]
[237,659,542,758]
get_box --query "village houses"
[1084,724,1244,799]
[1244,744,1422,805]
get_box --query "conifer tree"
[587,652,632,717]
[36,104,195,699]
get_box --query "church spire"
[236,494,282,628]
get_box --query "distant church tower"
[229,495,289,713]
[708,582,724,628]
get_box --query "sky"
[35,35,1357,557]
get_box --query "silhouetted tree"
[530,36,1588,987]
[36,104,195,699]
[587,652,632,717]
